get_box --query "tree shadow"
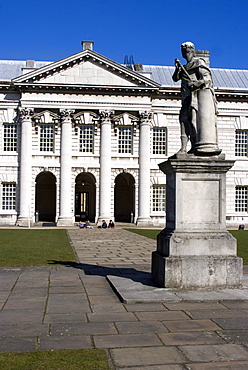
[47,260,155,287]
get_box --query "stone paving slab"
[158,331,225,345]
[110,346,187,367]
[185,362,248,369]
[120,366,183,370]
[179,343,248,362]
[107,274,248,303]
[94,333,162,348]
[217,330,248,346]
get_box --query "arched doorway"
[75,173,96,222]
[35,172,56,222]
[114,173,135,222]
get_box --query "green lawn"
[0,229,77,266]
[0,349,110,370]
[125,228,248,265]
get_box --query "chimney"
[22,60,36,75]
[134,64,143,72]
[81,41,94,51]
[195,49,210,67]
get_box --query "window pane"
[118,127,132,154]
[152,185,166,212]
[40,124,54,152]
[235,130,248,156]
[2,183,16,210]
[4,124,17,151]
[153,128,166,155]
[235,186,248,212]
[79,125,93,153]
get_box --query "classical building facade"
[0,41,247,227]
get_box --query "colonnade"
[17,108,153,226]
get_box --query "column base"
[16,217,33,227]
[56,217,74,227]
[136,217,153,227]
[152,252,243,289]
[194,143,222,156]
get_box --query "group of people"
[77,219,115,229]
[101,220,115,229]
[77,220,93,229]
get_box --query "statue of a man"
[172,41,221,155]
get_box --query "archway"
[75,173,96,222]
[114,173,135,222]
[35,172,56,222]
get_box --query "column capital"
[139,111,153,124]
[19,108,34,120]
[99,110,114,122]
[60,109,75,121]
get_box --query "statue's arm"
[172,59,182,82]
[199,66,213,88]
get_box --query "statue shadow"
[47,260,155,287]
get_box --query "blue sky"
[0,0,247,69]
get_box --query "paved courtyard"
[0,227,247,369]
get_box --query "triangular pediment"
[12,50,160,89]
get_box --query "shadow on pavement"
[47,260,156,287]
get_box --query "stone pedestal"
[152,155,243,289]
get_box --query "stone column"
[57,109,74,226]
[98,110,113,223]
[136,111,153,226]
[17,108,34,226]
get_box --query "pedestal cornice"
[159,154,235,175]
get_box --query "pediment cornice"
[12,49,160,89]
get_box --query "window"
[235,130,248,156]
[118,126,132,154]
[40,124,54,152]
[2,183,16,210]
[235,186,248,212]
[79,125,94,153]
[3,124,17,151]
[153,128,167,155]
[152,185,166,212]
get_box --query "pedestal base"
[152,252,243,289]
[152,156,243,290]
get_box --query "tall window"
[40,124,54,152]
[152,185,166,212]
[3,124,17,151]
[235,130,248,156]
[79,125,94,153]
[2,183,16,210]
[118,126,132,154]
[153,128,167,155]
[235,186,248,212]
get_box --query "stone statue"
[172,41,221,155]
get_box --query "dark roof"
[143,65,248,90]
[0,59,247,90]
[0,60,52,81]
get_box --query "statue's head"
[181,42,195,62]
